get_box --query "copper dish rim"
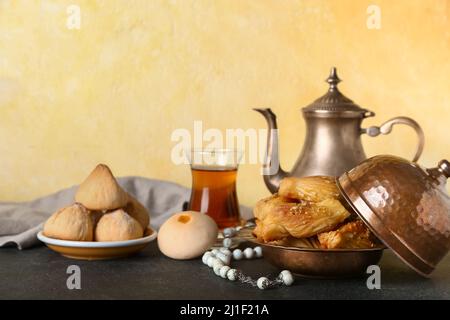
[247,236,386,253]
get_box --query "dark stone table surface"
[0,242,449,300]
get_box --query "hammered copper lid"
[337,155,450,276]
[302,67,371,116]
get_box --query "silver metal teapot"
[255,68,425,193]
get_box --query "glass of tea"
[187,149,243,229]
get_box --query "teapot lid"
[303,67,372,116]
[337,155,450,277]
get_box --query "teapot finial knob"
[326,67,341,92]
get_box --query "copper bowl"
[251,239,384,278]
[238,227,384,278]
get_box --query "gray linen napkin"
[0,177,252,250]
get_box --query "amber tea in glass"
[188,149,242,229]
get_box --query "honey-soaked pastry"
[75,164,128,211]
[279,176,340,202]
[267,236,322,249]
[95,209,144,241]
[253,195,350,242]
[318,220,377,249]
[43,203,94,241]
[124,193,150,229]
[253,194,297,223]
[253,195,297,241]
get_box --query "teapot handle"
[362,116,425,162]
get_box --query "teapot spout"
[254,108,288,193]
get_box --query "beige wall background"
[0,0,449,206]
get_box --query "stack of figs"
[43,164,150,242]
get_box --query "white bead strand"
[202,246,294,290]
[257,277,270,290]
[227,268,238,281]
[279,270,294,286]
[243,247,254,259]
[222,238,233,248]
[253,246,263,258]
[205,224,294,290]
[232,249,243,260]
[216,252,231,265]
[219,266,230,278]
[202,252,213,265]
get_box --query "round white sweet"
[157,211,218,260]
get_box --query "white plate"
[37,229,157,248]
[37,228,157,260]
